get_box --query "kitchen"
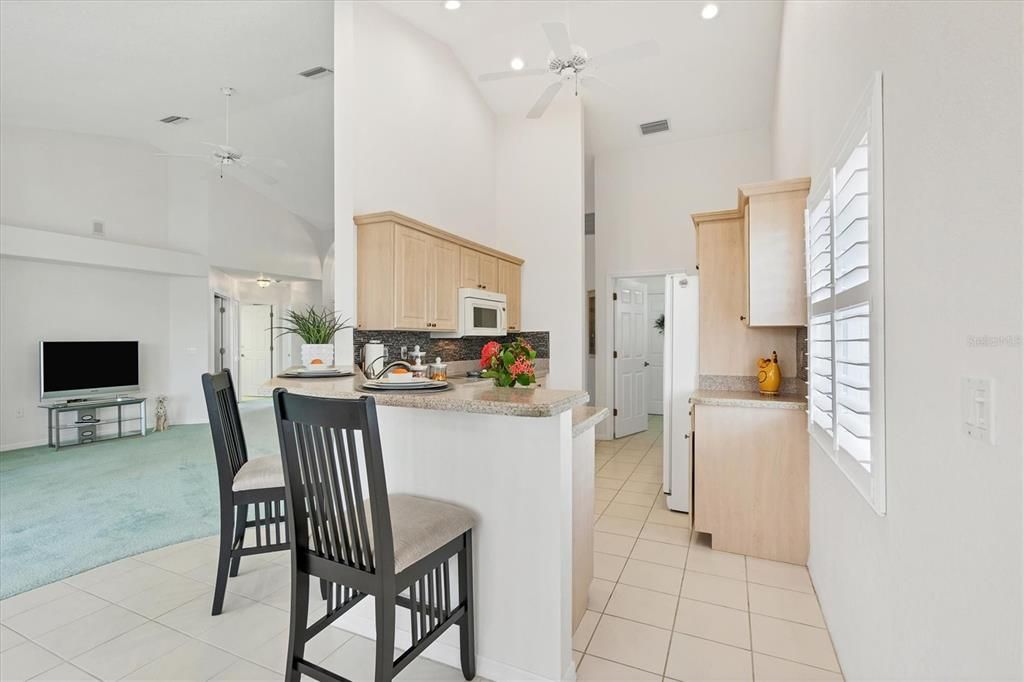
[264,210,607,681]
[265,178,815,678]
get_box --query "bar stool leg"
[285,568,310,682]
[458,530,476,681]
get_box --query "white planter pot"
[301,343,335,368]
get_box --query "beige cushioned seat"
[232,456,285,492]
[372,494,475,572]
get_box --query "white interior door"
[646,290,666,415]
[239,304,273,397]
[614,279,649,437]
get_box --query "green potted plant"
[272,306,351,368]
[480,337,538,387]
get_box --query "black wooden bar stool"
[273,389,477,682]
[202,370,290,615]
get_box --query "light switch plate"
[962,377,995,444]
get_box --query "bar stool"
[202,370,290,615]
[272,389,477,682]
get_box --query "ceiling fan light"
[701,3,719,19]
[443,0,461,10]
[509,57,525,71]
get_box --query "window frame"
[805,72,887,515]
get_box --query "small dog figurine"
[154,395,169,432]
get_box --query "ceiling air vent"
[298,65,334,79]
[639,119,670,136]
[159,115,190,125]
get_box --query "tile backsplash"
[353,330,549,366]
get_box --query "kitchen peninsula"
[260,372,604,681]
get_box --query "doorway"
[239,303,273,397]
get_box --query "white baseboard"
[0,438,48,452]
[333,616,560,682]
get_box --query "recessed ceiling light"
[701,3,719,19]
[509,57,525,71]
[443,0,461,9]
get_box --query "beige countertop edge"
[690,389,807,410]
[259,375,590,418]
[572,406,610,437]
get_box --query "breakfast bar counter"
[260,371,590,681]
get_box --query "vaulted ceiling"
[0,0,334,231]
[380,0,783,154]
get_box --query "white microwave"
[431,288,507,338]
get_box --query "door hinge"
[612,292,618,301]
[613,350,618,359]
[613,408,618,416]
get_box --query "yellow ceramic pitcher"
[757,351,781,395]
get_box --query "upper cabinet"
[355,212,524,332]
[460,248,498,291]
[739,179,810,327]
[497,260,522,332]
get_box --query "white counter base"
[329,404,575,681]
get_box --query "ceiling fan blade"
[541,22,572,56]
[587,40,660,69]
[527,80,563,119]
[479,68,549,82]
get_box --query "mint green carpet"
[0,399,278,598]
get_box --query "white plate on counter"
[361,378,448,391]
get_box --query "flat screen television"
[40,341,140,400]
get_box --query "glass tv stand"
[39,397,148,450]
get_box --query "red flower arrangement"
[480,337,537,387]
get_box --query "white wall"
[352,2,496,246]
[0,258,170,449]
[773,1,1022,678]
[207,176,323,281]
[593,128,772,436]
[495,99,586,390]
[0,124,324,444]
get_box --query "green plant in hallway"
[272,306,351,368]
[480,337,537,387]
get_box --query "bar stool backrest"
[272,389,396,577]
[202,370,249,493]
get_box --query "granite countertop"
[260,368,589,418]
[690,390,807,410]
[571,406,610,437]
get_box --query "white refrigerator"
[661,273,699,512]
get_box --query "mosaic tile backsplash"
[353,330,550,366]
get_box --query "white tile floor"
[576,417,844,681]
[1,415,843,681]
[0,537,477,681]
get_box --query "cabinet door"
[394,226,431,329]
[429,238,460,331]
[460,248,481,288]
[479,254,498,291]
[746,191,807,326]
[498,260,522,331]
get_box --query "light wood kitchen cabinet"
[428,238,460,331]
[394,225,431,329]
[692,403,808,564]
[355,212,524,332]
[497,260,522,331]
[693,213,797,377]
[460,248,498,291]
[739,178,810,327]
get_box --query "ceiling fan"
[478,22,660,119]
[157,87,284,185]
